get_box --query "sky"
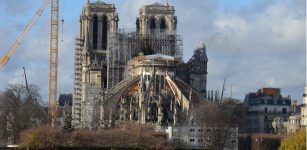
[0,0,306,103]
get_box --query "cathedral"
[72,0,208,129]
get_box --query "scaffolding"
[107,29,183,90]
[72,38,83,126]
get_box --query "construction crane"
[0,0,49,70]
[0,0,59,127]
[48,0,59,127]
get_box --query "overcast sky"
[0,0,305,103]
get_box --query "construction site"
[0,0,210,129]
[2,1,305,149]
[0,0,242,148]
[70,1,211,129]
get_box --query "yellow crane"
[0,0,49,70]
[0,0,59,127]
[49,0,59,127]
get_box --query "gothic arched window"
[150,17,156,31]
[102,16,108,50]
[160,18,166,32]
[92,15,98,49]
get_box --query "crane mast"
[48,0,59,127]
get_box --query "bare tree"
[20,122,173,149]
[0,91,6,144]
[193,99,247,149]
[0,84,47,144]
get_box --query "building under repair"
[72,1,208,129]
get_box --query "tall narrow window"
[150,18,156,32]
[160,18,166,32]
[102,16,108,50]
[282,108,287,114]
[92,15,98,49]
[264,107,267,113]
[136,18,140,32]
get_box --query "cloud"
[0,0,76,101]
[119,0,157,28]
[0,0,305,103]
[177,0,306,100]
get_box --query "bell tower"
[73,0,119,129]
[81,1,118,51]
[137,2,177,34]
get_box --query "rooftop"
[58,93,73,107]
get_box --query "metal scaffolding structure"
[107,29,183,90]
[72,38,83,126]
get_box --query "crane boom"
[0,0,49,70]
[48,0,59,127]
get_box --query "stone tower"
[301,86,307,126]
[136,2,177,34]
[72,0,119,129]
[188,41,208,99]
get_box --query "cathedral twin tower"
[80,1,176,51]
[73,1,208,129]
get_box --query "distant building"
[284,114,301,133]
[283,97,302,134]
[244,87,291,133]
[57,93,73,127]
[165,125,238,149]
[291,100,300,113]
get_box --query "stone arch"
[92,14,98,49]
[102,76,140,124]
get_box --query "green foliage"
[63,114,74,133]
[279,129,306,150]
